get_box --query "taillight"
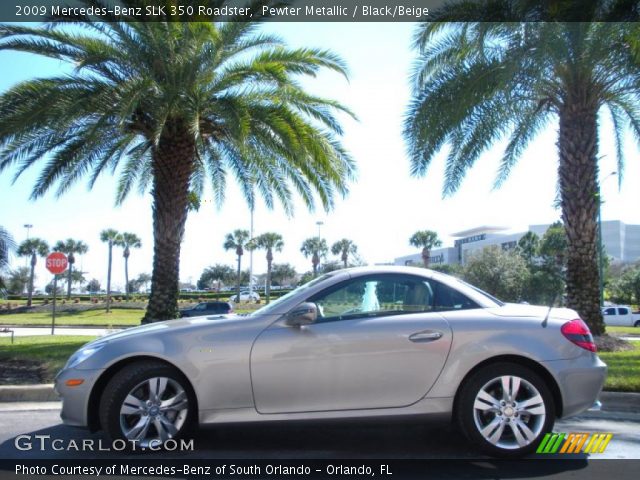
[561,319,597,352]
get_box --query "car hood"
[91,314,253,345]
[487,303,579,320]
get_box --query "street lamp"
[316,221,324,240]
[597,171,617,307]
[23,224,33,239]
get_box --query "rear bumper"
[541,354,607,418]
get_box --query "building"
[394,220,640,267]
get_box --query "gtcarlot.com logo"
[536,432,613,454]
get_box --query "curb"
[0,384,58,402]
[0,385,639,410]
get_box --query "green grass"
[599,343,640,392]
[0,335,98,382]
[607,326,640,335]
[0,308,144,326]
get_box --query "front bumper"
[542,354,607,418]
[54,367,105,428]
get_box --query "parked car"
[602,305,640,327]
[229,290,260,303]
[179,302,233,318]
[55,266,606,457]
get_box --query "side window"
[195,303,206,311]
[618,308,629,315]
[308,275,435,322]
[603,308,616,315]
[432,281,478,311]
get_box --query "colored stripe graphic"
[537,433,613,454]
[536,433,566,453]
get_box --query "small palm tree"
[53,239,89,299]
[301,237,328,277]
[115,232,142,300]
[405,6,640,334]
[251,233,284,303]
[409,231,442,268]
[0,8,355,322]
[331,239,358,269]
[0,226,15,295]
[224,230,250,303]
[100,229,121,313]
[16,238,49,306]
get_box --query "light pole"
[23,224,33,267]
[316,221,324,241]
[597,171,617,307]
[249,203,255,293]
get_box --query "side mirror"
[286,302,318,327]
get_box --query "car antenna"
[542,293,558,328]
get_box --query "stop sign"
[46,252,68,275]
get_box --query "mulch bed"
[0,358,47,385]
[595,334,635,353]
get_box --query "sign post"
[46,252,68,335]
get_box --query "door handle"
[409,331,443,343]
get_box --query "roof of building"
[450,226,508,238]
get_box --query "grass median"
[0,308,144,327]
[0,335,98,384]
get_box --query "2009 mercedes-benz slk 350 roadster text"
[55,266,606,457]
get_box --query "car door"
[602,307,617,326]
[250,274,455,414]
[618,307,631,326]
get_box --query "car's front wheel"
[457,362,555,457]
[99,360,196,449]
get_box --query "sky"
[1,22,640,291]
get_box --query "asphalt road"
[0,405,638,460]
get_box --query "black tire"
[634,320,640,328]
[99,360,196,450]
[456,362,555,457]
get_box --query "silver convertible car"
[55,266,606,457]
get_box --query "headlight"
[65,343,106,369]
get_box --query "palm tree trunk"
[342,252,348,269]
[27,254,35,307]
[422,248,430,268]
[143,129,195,323]
[558,94,603,335]
[124,255,129,301]
[66,263,72,300]
[236,255,242,304]
[106,243,112,314]
[312,253,319,277]
[266,258,272,304]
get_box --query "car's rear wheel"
[99,361,196,449]
[634,320,640,328]
[457,362,555,457]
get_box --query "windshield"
[250,273,337,316]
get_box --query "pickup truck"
[602,305,640,327]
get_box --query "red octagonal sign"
[46,252,68,275]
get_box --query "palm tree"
[251,232,284,303]
[331,239,358,269]
[409,231,442,268]
[405,7,640,335]
[0,3,356,323]
[115,232,142,300]
[0,226,15,295]
[53,238,89,299]
[224,230,250,303]
[16,238,48,306]
[301,237,328,278]
[100,229,121,313]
